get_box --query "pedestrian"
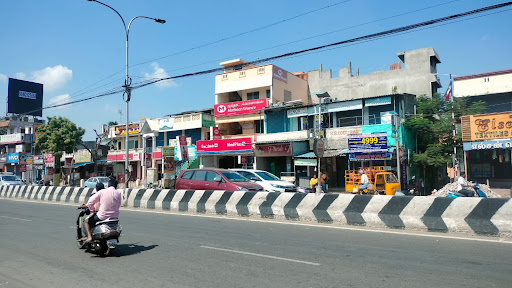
[320,171,328,193]
[310,174,318,189]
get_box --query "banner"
[349,152,392,161]
[114,123,141,136]
[461,112,512,142]
[255,143,292,156]
[214,99,267,117]
[348,133,388,153]
[196,138,252,154]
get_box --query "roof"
[454,69,512,81]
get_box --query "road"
[1,199,511,288]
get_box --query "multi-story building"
[198,59,309,169]
[456,69,512,188]
[0,115,45,182]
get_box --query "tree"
[35,117,85,184]
[404,93,486,193]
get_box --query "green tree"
[404,93,486,193]
[35,116,85,184]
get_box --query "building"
[456,69,512,188]
[307,47,441,102]
[106,110,214,187]
[0,115,45,182]
[198,59,309,169]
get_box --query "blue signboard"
[348,133,388,153]
[7,153,19,163]
[463,139,512,151]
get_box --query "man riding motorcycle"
[79,178,121,246]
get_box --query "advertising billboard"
[8,78,44,117]
[196,138,252,154]
[348,133,388,153]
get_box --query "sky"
[0,0,511,140]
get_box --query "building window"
[233,64,243,71]
[239,71,246,78]
[222,74,228,80]
[257,67,265,74]
[266,89,271,99]
[284,90,292,102]
[247,91,260,100]
[255,120,264,133]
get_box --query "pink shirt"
[87,186,121,220]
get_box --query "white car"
[231,169,296,193]
[0,174,24,186]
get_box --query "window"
[222,74,228,80]
[238,171,254,180]
[181,171,194,180]
[220,172,248,182]
[128,140,138,149]
[257,67,265,74]
[284,90,292,102]
[255,120,264,133]
[266,89,271,99]
[247,91,259,100]
[192,170,207,181]
[239,71,246,77]
[206,171,220,182]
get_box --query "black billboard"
[8,78,44,117]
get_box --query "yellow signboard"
[461,112,512,142]
[75,154,92,163]
[114,123,141,136]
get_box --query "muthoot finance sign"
[214,99,267,117]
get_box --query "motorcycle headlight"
[237,187,249,192]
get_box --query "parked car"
[231,169,297,193]
[84,177,110,189]
[175,168,263,192]
[0,174,24,186]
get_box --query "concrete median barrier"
[2,185,511,238]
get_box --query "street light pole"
[87,0,165,188]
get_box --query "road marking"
[200,245,320,266]
[2,198,512,244]
[0,215,32,222]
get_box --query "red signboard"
[177,136,189,161]
[211,126,221,140]
[44,153,54,163]
[19,164,27,172]
[196,138,252,154]
[255,143,292,156]
[152,151,162,160]
[214,99,267,117]
[107,153,141,162]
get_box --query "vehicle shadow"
[111,243,158,257]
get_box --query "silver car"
[0,174,24,186]
[84,177,110,189]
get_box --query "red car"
[175,168,263,192]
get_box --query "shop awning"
[294,152,316,158]
[73,161,94,167]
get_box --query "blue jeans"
[359,183,369,191]
[321,183,327,193]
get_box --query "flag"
[444,81,453,101]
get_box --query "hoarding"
[8,78,44,117]
[461,112,512,142]
[214,99,267,117]
[348,133,388,153]
[349,152,392,161]
[114,123,141,136]
[255,143,292,156]
[196,138,252,154]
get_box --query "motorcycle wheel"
[99,241,112,257]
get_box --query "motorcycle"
[76,207,122,256]
[446,184,487,198]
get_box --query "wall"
[307,48,440,103]
[454,70,512,97]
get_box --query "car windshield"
[255,171,280,181]
[2,175,18,181]
[97,177,110,182]
[220,172,248,182]
[385,174,398,183]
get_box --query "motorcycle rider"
[82,178,121,245]
[457,172,474,196]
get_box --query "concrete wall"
[2,185,512,238]
[454,70,512,97]
[307,47,440,103]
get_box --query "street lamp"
[312,91,329,194]
[88,0,165,188]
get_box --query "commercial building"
[0,115,45,182]
[198,59,309,169]
[456,69,512,188]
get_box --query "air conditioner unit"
[323,97,333,104]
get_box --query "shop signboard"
[174,145,197,161]
[114,123,141,136]
[162,147,174,157]
[44,153,54,167]
[348,133,388,153]
[19,164,27,172]
[214,99,267,117]
[210,126,221,140]
[349,152,392,161]
[33,124,43,143]
[314,139,325,158]
[177,136,189,161]
[196,138,252,154]
[255,143,292,157]
[0,133,24,145]
[106,153,141,162]
[163,157,175,174]
[461,112,512,142]
[74,154,91,163]
[7,153,19,163]
[294,158,317,166]
[463,139,512,151]
[325,126,361,150]
[158,118,174,130]
[272,65,288,83]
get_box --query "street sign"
[314,138,325,158]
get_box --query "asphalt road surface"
[1,199,511,288]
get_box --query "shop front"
[254,142,293,178]
[461,111,512,187]
[197,137,253,169]
[106,151,142,184]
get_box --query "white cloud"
[144,62,176,88]
[14,65,72,92]
[48,94,71,109]
[0,74,7,83]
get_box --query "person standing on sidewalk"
[320,171,328,193]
